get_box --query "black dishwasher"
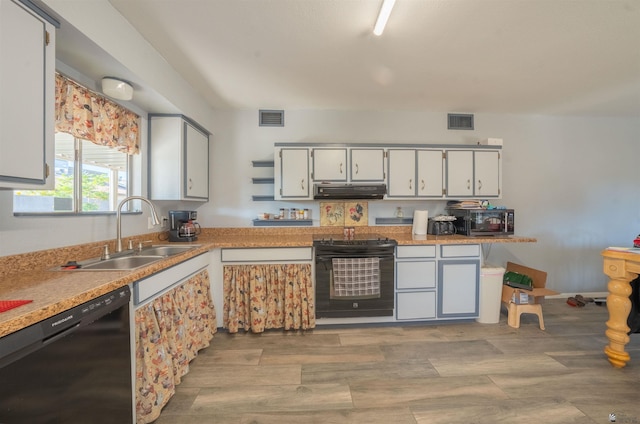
[0,286,133,424]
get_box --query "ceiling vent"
[259,110,284,127]
[448,113,474,130]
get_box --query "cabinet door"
[0,1,54,188]
[416,150,444,197]
[387,149,416,197]
[184,122,209,199]
[438,260,479,317]
[475,150,500,197]
[279,148,310,198]
[312,148,347,182]
[350,149,385,181]
[445,150,473,197]
[397,291,436,320]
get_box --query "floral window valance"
[54,73,140,154]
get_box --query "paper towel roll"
[412,210,429,235]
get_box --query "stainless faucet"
[116,196,161,252]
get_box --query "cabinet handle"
[421,179,425,191]
[189,178,193,190]
[409,179,412,190]
[355,163,359,174]
[467,179,470,190]
[301,179,305,190]
[478,180,482,190]
[340,163,343,174]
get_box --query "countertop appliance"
[313,234,397,318]
[447,208,515,237]
[169,210,200,242]
[0,286,133,423]
[313,183,387,200]
[427,219,456,235]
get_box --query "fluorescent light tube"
[373,0,396,36]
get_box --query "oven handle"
[316,254,395,260]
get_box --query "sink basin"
[139,245,199,257]
[53,244,201,271]
[80,255,163,271]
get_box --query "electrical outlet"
[147,217,154,229]
[161,216,168,229]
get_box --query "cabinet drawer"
[221,247,312,262]
[134,253,209,306]
[396,291,436,320]
[396,261,436,290]
[396,245,436,258]
[440,244,480,258]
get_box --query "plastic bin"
[477,265,505,324]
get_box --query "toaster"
[427,219,456,235]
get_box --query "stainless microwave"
[446,208,514,237]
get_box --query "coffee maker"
[168,210,200,242]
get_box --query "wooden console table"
[602,248,640,367]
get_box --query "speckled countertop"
[0,226,535,338]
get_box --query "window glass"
[13,133,129,213]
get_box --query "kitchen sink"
[80,255,164,271]
[139,245,200,257]
[54,244,201,271]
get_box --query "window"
[13,132,130,213]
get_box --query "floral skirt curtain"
[135,270,216,424]
[223,263,315,333]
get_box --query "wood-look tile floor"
[155,300,640,423]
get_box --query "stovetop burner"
[312,234,397,247]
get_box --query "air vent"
[259,110,284,127]
[448,113,474,130]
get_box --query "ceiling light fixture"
[101,77,133,101]
[373,0,396,36]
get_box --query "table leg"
[603,259,635,368]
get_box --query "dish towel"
[332,257,380,298]
[0,300,33,313]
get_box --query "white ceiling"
[89,1,640,116]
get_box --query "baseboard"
[547,291,608,300]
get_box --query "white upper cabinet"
[274,147,311,199]
[387,149,416,197]
[311,147,385,183]
[311,148,347,182]
[388,149,444,198]
[273,143,501,201]
[149,115,210,201]
[416,150,444,197]
[184,123,209,199]
[350,148,385,182]
[446,149,501,198]
[474,150,501,197]
[0,0,56,189]
[445,150,474,197]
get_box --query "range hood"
[313,183,387,200]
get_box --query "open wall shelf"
[252,160,275,202]
[252,219,312,227]
[375,217,414,225]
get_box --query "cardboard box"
[478,138,503,146]
[501,262,559,305]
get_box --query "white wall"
[199,109,640,293]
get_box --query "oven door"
[315,247,395,318]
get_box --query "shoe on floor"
[567,296,585,307]
[575,294,594,303]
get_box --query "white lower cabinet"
[395,245,436,320]
[395,244,479,321]
[438,245,480,318]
